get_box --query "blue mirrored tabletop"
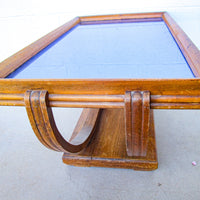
[7,21,194,79]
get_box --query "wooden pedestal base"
[25,90,157,171]
[63,108,158,171]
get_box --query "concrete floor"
[0,107,200,199]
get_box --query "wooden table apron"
[0,12,200,171]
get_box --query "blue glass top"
[7,21,194,79]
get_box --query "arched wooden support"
[24,90,101,153]
[124,91,150,157]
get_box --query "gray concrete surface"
[0,107,200,199]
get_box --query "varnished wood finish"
[25,90,101,153]
[162,13,200,77]
[80,12,163,21]
[3,92,200,109]
[80,12,163,24]
[63,109,157,171]
[124,91,150,157]
[3,93,200,109]
[1,79,200,95]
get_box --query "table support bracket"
[24,90,157,170]
[24,90,101,153]
[124,91,150,157]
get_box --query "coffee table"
[0,12,200,170]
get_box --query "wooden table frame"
[0,12,200,170]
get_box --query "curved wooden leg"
[24,90,101,153]
[124,91,150,157]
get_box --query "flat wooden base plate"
[63,109,158,171]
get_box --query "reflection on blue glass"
[7,21,194,79]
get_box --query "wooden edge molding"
[124,91,150,157]
[162,12,200,77]
[2,93,200,109]
[0,17,80,78]
[80,12,164,24]
[24,90,101,153]
[1,79,200,108]
[1,79,200,95]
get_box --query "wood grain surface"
[63,109,157,170]
[1,79,200,109]
[124,91,150,157]
[162,12,200,77]
[25,90,101,153]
